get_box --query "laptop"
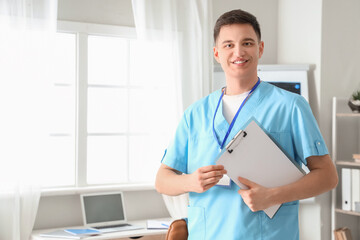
[80,192,143,233]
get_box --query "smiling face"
[214,23,264,87]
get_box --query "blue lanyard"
[212,78,260,150]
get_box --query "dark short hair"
[213,9,261,43]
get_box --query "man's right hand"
[187,165,227,193]
[155,164,227,195]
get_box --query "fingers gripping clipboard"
[215,119,306,218]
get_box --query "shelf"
[336,161,360,167]
[335,208,360,217]
[336,113,360,117]
[332,97,360,240]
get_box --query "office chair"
[165,219,188,240]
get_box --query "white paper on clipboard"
[215,119,306,218]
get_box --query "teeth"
[234,60,246,64]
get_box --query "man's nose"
[234,45,245,57]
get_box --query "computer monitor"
[213,64,310,102]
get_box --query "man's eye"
[225,44,232,48]
[244,42,253,46]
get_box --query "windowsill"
[41,183,156,197]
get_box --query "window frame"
[42,21,157,196]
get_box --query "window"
[87,36,129,184]
[42,22,177,188]
[43,32,76,187]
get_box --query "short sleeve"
[290,97,329,165]
[161,113,189,174]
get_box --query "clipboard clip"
[226,130,247,154]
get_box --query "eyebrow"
[242,38,256,42]
[221,38,256,45]
[221,40,233,45]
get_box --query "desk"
[31,219,170,240]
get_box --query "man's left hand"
[237,176,274,212]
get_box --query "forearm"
[269,155,338,205]
[270,169,335,204]
[155,163,227,195]
[155,164,191,196]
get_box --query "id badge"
[216,174,232,188]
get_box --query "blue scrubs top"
[161,82,328,240]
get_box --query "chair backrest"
[165,219,188,240]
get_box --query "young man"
[156,9,338,239]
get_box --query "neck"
[225,76,259,95]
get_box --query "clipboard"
[215,119,306,218]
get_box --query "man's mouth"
[233,59,248,64]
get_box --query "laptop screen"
[81,192,126,226]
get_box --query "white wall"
[320,0,360,150]
[57,0,135,27]
[277,0,323,120]
[277,1,324,239]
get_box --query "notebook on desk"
[80,192,142,233]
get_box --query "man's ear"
[258,41,264,59]
[213,46,220,63]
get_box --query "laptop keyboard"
[94,223,131,229]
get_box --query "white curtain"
[131,0,213,219]
[0,0,57,239]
